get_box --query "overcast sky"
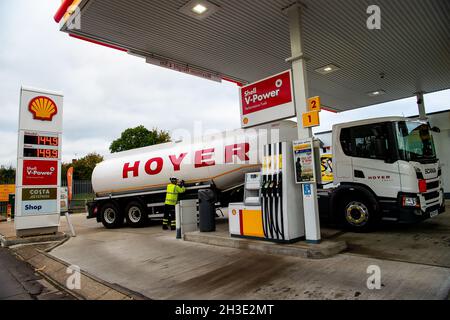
[0,0,449,167]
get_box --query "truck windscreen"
[396,121,437,163]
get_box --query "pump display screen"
[23,148,59,159]
[24,134,59,146]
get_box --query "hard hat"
[170,177,178,183]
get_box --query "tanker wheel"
[100,203,123,229]
[125,201,148,228]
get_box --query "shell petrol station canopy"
[55,0,450,112]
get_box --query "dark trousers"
[163,205,176,230]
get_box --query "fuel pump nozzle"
[273,176,282,240]
[266,178,275,239]
[261,177,270,238]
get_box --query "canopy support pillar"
[416,92,427,121]
[285,2,321,244]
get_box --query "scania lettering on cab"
[87,117,445,232]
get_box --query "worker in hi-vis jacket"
[163,178,186,230]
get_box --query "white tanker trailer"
[88,121,298,228]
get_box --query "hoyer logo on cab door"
[28,96,58,121]
[122,143,250,179]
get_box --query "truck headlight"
[402,196,420,208]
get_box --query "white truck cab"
[321,117,445,231]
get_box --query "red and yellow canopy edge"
[54,0,76,23]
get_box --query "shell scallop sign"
[28,96,58,121]
[19,87,63,132]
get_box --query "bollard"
[175,204,182,239]
[6,204,12,221]
[65,212,76,237]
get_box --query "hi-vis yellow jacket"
[165,183,186,206]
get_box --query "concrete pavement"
[330,209,450,268]
[48,213,450,300]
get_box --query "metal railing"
[61,179,94,196]
[0,180,94,214]
[61,180,95,212]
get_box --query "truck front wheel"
[125,201,148,228]
[100,203,123,229]
[339,196,379,232]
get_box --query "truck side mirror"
[431,126,441,133]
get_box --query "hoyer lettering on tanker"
[122,143,250,179]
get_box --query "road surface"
[0,247,73,300]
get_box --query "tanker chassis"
[87,118,445,232]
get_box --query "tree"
[62,153,104,181]
[109,126,171,153]
[0,166,15,183]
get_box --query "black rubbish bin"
[8,193,15,219]
[198,189,216,232]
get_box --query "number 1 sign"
[302,110,320,128]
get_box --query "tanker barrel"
[198,189,216,232]
[91,120,298,196]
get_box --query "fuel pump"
[229,142,305,243]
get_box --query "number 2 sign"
[308,96,321,112]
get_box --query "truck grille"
[424,191,440,201]
[426,181,439,190]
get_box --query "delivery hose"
[273,174,280,240]
[278,172,285,241]
[261,175,268,238]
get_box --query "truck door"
[343,123,401,199]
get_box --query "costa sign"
[240,70,295,128]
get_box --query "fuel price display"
[23,148,59,159]
[24,134,59,146]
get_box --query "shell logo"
[28,96,58,121]
[232,209,237,216]
[243,117,249,125]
